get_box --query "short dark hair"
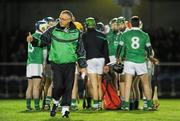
[131,16,140,27]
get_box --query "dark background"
[1,0,180,62]
[0,0,180,98]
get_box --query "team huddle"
[26,10,159,118]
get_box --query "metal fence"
[0,62,180,98]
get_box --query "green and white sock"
[121,97,125,108]
[98,100,102,108]
[124,101,130,109]
[45,96,52,106]
[71,99,76,106]
[26,98,31,109]
[34,98,40,110]
[147,100,153,108]
[93,100,99,108]
[143,99,147,108]
[121,97,125,101]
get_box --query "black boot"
[62,111,70,118]
[50,104,58,117]
[129,101,135,110]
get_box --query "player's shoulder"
[96,29,106,36]
[131,28,149,35]
[32,31,42,40]
[139,29,148,35]
[121,29,131,37]
[96,29,107,40]
[33,30,42,36]
[140,30,149,38]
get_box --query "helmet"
[130,16,140,27]
[117,16,125,24]
[43,17,55,23]
[131,16,139,20]
[43,17,56,27]
[96,22,105,32]
[85,17,96,28]
[113,63,124,73]
[109,18,117,25]
[74,21,84,31]
[35,20,48,32]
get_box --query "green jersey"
[119,28,151,63]
[107,29,119,56]
[48,27,79,64]
[27,32,44,64]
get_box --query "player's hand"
[116,57,121,64]
[103,65,109,73]
[26,32,33,43]
[149,57,159,65]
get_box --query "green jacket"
[31,23,87,68]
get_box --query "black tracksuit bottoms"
[51,62,75,106]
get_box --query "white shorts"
[26,64,43,78]
[124,61,148,75]
[87,58,105,74]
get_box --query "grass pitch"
[0,99,180,121]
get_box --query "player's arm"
[27,32,42,46]
[26,27,54,47]
[145,35,159,65]
[116,35,124,63]
[76,33,87,70]
[27,32,33,43]
[145,43,153,58]
[38,27,55,47]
